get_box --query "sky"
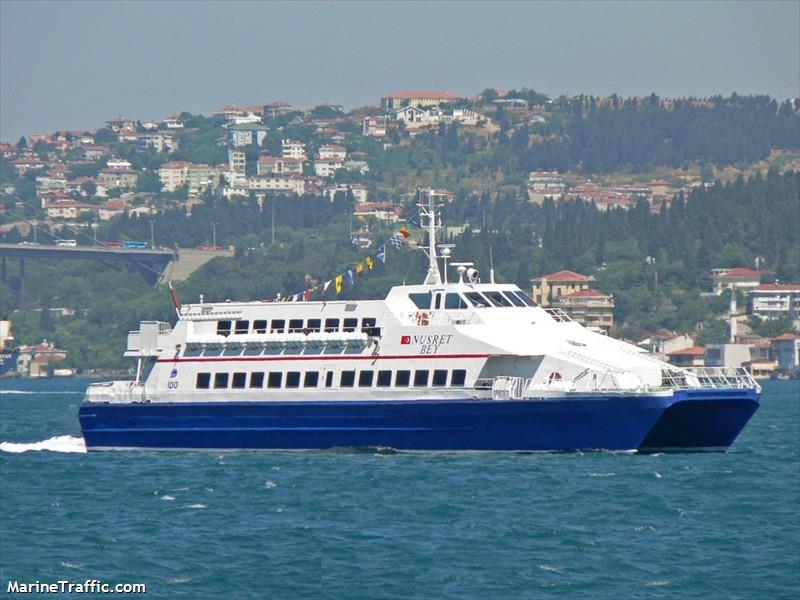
[1,0,798,142]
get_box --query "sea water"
[1,378,797,599]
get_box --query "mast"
[418,188,442,285]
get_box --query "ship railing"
[544,308,573,322]
[667,367,761,392]
[86,380,146,403]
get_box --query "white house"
[323,183,368,203]
[257,156,303,176]
[750,283,800,321]
[248,175,305,195]
[362,116,387,137]
[313,158,344,178]
[281,139,307,161]
[318,144,347,160]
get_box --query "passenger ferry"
[79,191,761,452]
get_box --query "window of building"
[324,318,340,333]
[250,372,264,388]
[395,370,410,387]
[414,370,429,387]
[217,320,232,336]
[304,372,319,388]
[343,318,358,333]
[451,369,467,386]
[409,292,432,309]
[270,319,285,334]
[377,370,392,387]
[502,291,526,307]
[286,372,301,388]
[196,372,211,389]
[358,371,374,387]
[289,319,304,333]
[432,370,448,387]
[232,372,247,389]
[340,370,355,387]
[214,373,229,389]
[464,292,491,308]
[445,293,468,309]
[234,320,249,334]
[268,372,283,388]
[485,291,512,307]
[253,320,268,334]
[306,319,321,333]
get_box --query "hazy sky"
[1,0,798,142]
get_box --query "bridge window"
[358,371,374,387]
[432,370,448,387]
[286,372,301,388]
[445,293,468,309]
[268,372,283,388]
[270,319,285,334]
[502,291,526,307]
[377,370,392,387]
[253,320,268,334]
[306,319,321,333]
[414,370,429,387]
[235,320,249,334]
[196,372,211,389]
[464,292,491,308]
[340,370,355,387]
[214,373,229,389]
[512,291,537,307]
[343,318,358,333]
[324,318,340,333]
[304,372,319,388]
[250,372,264,388]
[409,292,432,309]
[395,370,410,387]
[451,370,466,386]
[232,372,247,389]
[217,320,232,336]
[485,291,512,307]
[288,319,304,333]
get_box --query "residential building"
[162,115,185,129]
[257,156,303,176]
[323,183,368,204]
[79,145,109,161]
[638,331,694,357]
[771,333,800,375]
[16,341,67,378]
[95,197,131,221]
[263,102,297,119]
[228,150,246,177]
[105,117,137,133]
[749,283,800,321]
[44,200,93,220]
[281,139,307,161]
[35,172,68,195]
[394,105,436,128]
[710,267,765,295]
[353,201,402,224]
[666,346,706,368]
[556,288,615,332]
[527,171,565,204]
[227,124,269,148]
[318,145,347,160]
[381,91,462,111]
[343,159,370,175]
[362,116,387,137]
[159,161,221,194]
[531,270,596,307]
[136,132,178,153]
[314,158,345,178]
[248,175,305,195]
[704,344,752,369]
[106,158,133,170]
[97,168,138,190]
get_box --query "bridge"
[0,243,233,288]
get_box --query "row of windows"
[196,369,467,390]
[217,317,377,337]
[409,290,536,310]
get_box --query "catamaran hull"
[78,390,759,452]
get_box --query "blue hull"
[78,390,759,452]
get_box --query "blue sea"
[1,379,798,599]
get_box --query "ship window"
[217,320,232,336]
[432,369,447,387]
[414,370,429,387]
[196,372,211,389]
[485,291,512,307]
[232,372,247,389]
[433,293,442,309]
[451,369,466,386]
[288,319,304,333]
[464,292,491,308]
[343,318,358,332]
[445,293,468,309]
[324,318,340,332]
[362,317,377,328]
[235,320,249,334]
[306,319,321,333]
[270,319,285,333]
[377,370,392,387]
[286,371,301,388]
[304,372,319,388]
[250,372,264,388]
[223,346,243,356]
[502,291,526,307]
[325,371,334,387]
[409,292,432,309]
[214,373,229,389]
[513,291,537,307]
[358,371,374,387]
[395,370,410,387]
[340,370,355,387]
[253,320,268,334]
[268,372,283,388]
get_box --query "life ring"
[547,371,563,383]
[416,311,430,326]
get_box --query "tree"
[17,136,27,149]
[137,170,162,193]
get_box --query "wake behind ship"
[79,190,760,452]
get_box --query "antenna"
[418,188,443,285]
[489,247,495,284]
